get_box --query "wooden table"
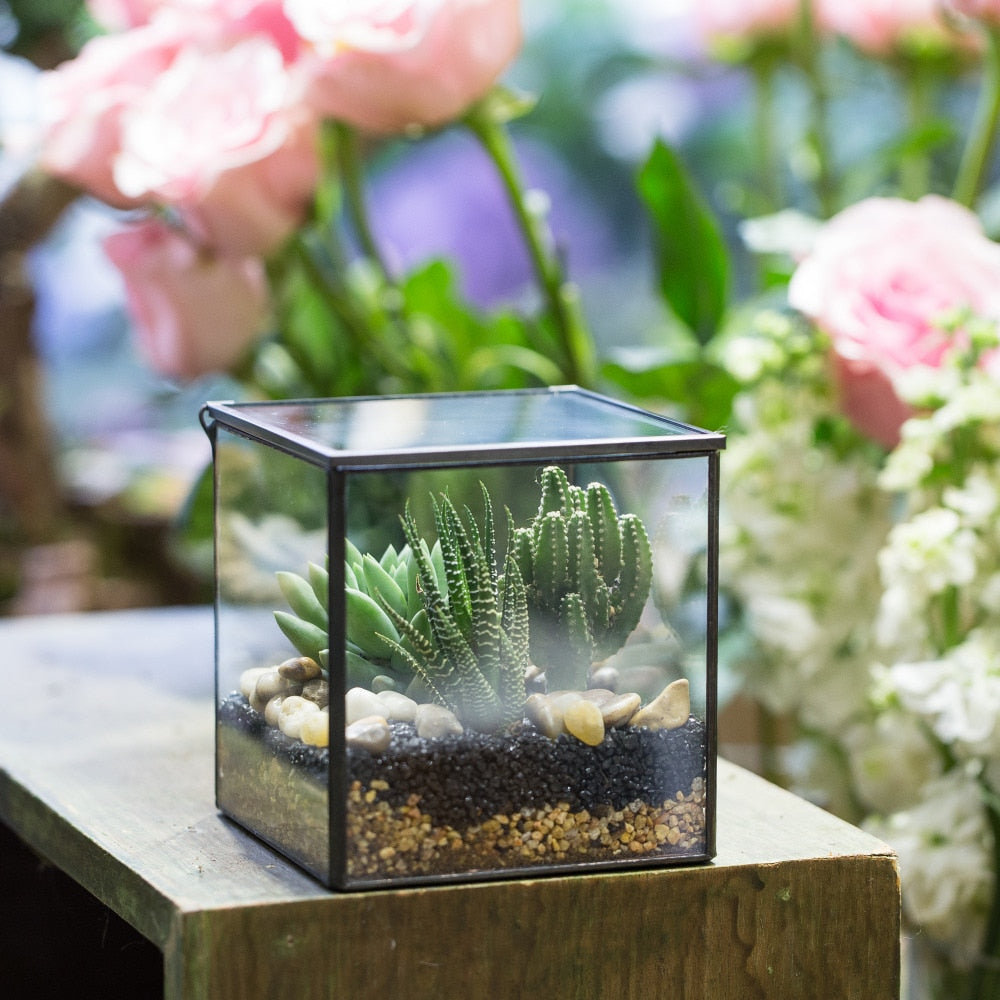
[0,607,899,999]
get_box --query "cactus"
[510,466,653,690]
[378,486,529,733]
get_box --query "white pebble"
[346,715,391,753]
[300,710,329,747]
[251,669,301,712]
[415,703,463,739]
[239,666,271,699]
[346,686,384,724]
[278,695,320,739]
[377,689,418,722]
[631,678,690,731]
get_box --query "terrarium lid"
[201,386,726,467]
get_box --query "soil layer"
[218,693,708,885]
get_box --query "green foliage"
[379,487,529,733]
[637,139,731,347]
[273,467,651,728]
[509,466,653,690]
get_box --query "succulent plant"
[378,486,529,733]
[273,540,442,693]
[509,465,653,690]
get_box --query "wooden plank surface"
[0,607,900,1000]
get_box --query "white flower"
[878,508,977,595]
[865,768,991,964]
[888,631,1000,759]
[945,469,1000,527]
[843,709,942,814]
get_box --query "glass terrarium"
[201,386,724,890]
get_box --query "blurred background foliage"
[0,0,988,614]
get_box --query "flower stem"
[465,105,597,387]
[899,63,933,200]
[332,122,391,277]
[752,55,784,214]
[954,26,1000,208]
[794,0,837,217]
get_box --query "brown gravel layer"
[347,777,706,880]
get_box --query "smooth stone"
[300,678,329,708]
[277,695,320,739]
[251,669,301,712]
[239,666,271,699]
[264,693,291,728]
[346,686,384,725]
[563,700,606,746]
[594,691,642,728]
[300,710,329,748]
[588,665,620,692]
[580,688,616,707]
[346,715,391,753]
[414,703,464,739]
[525,693,564,739]
[630,678,690,731]
[377,689,418,723]
[278,656,322,682]
[371,675,399,694]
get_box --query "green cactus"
[510,465,653,690]
[377,486,529,733]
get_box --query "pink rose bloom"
[947,0,1000,25]
[289,0,522,134]
[112,35,320,255]
[104,218,269,379]
[692,0,810,47]
[816,0,959,56]
[789,196,1000,448]
[37,19,188,206]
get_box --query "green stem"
[332,122,391,278]
[899,63,933,200]
[793,0,837,216]
[464,105,597,387]
[954,26,1000,208]
[752,56,783,214]
[281,233,407,381]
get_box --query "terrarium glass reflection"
[204,388,723,890]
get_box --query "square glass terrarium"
[202,386,724,890]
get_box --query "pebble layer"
[219,693,708,882]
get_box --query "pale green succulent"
[509,465,653,690]
[273,540,441,693]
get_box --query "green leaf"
[601,348,739,432]
[637,139,730,346]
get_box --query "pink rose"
[947,0,1000,25]
[289,0,522,134]
[104,218,269,379]
[816,0,961,56]
[112,35,320,255]
[789,196,1000,448]
[693,0,812,47]
[37,19,188,206]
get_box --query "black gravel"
[218,693,706,827]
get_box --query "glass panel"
[337,457,711,886]
[213,427,330,882]
[225,388,706,455]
